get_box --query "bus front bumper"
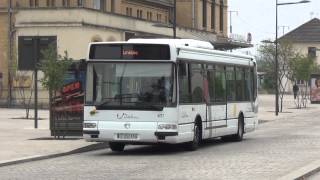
[83,121,183,144]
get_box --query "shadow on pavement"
[28,137,82,140]
[11,117,47,120]
[94,138,253,156]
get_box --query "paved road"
[1,108,320,180]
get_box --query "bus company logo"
[122,50,139,56]
[124,123,131,129]
[117,113,139,120]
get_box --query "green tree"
[257,40,295,112]
[289,54,320,108]
[38,45,72,94]
[38,45,72,123]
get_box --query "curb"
[0,143,109,167]
[278,160,320,180]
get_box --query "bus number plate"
[116,133,138,140]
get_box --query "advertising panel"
[310,74,320,104]
[51,61,86,137]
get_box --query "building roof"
[280,18,320,43]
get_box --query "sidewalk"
[258,94,319,123]
[0,94,319,169]
[0,108,106,165]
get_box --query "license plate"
[116,133,138,140]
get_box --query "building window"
[147,12,153,20]
[157,14,162,22]
[62,0,70,7]
[220,0,224,32]
[203,0,207,28]
[126,7,132,16]
[51,0,55,7]
[35,0,39,7]
[47,0,55,7]
[211,0,215,30]
[100,0,106,11]
[111,0,115,12]
[308,47,317,58]
[136,10,143,19]
[93,0,100,10]
[29,0,34,7]
[77,0,83,6]
[18,36,57,70]
[92,0,106,11]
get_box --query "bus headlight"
[84,123,97,128]
[157,124,177,130]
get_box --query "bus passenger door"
[205,65,227,138]
[210,66,227,137]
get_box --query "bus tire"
[222,115,244,142]
[109,142,125,152]
[184,120,201,151]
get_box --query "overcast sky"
[228,0,320,48]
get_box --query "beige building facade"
[279,18,320,93]
[0,0,233,106]
[176,0,228,36]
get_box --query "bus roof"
[87,39,254,64]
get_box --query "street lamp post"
[275,0,310,116]
[228,10,238,34]
[173,0,176,38]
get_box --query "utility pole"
[228,10,238,34]
[173,0,176,38]
[34,38,38,129]
[275,0,279,116]
[7,0,13,107]
[278,25,290,35]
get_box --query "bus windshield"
[85,62,176,110]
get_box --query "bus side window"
[235,67,245,101]
[207,64,215,103]
[190,63,204,103]
[178,62,192,103]
[226,66,236,102]
[244,67,251,101]
[251,66,257,100]
[214,65,226,103]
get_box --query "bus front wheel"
[184,121,201,151]
[109,142,125,152]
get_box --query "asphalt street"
[0,107,320,180]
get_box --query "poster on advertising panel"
[310,74,320,104]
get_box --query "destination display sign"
[89,44,170,60]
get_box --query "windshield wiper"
[95,98,116,108]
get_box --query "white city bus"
[83,39,258,151]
